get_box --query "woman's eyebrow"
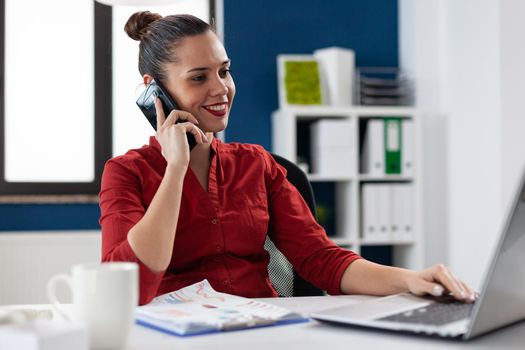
[187,67,208,73]
[186,60,231,73]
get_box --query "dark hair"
[124,12,214,83]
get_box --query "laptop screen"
[467,171,525,338]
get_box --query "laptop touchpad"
[317,294,432,320]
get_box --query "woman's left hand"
[406,264,477,302]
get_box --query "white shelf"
[308,174,354,182]
[331,237,354,247]
[272,105,424,270]
[358,174,414,182]
[279,105,417,117]
[360,239,416,246]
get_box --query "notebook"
[311,166,525,340]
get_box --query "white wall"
[444,0,502,290]
[400,0,525,289]
[0,232,101,305]
[399,0,450,271]
[500,0,525,201]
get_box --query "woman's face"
[161,30,235,134]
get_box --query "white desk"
[4,296,525,349]
[128,296,525,350]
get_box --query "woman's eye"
[220,69,231,78]
[192,75,205,82]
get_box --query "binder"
[391,184,414,241]
[361,184,377,241]
[376,184,391,241]
[361,184,391,243]
[400,184,414,241]
[384,118,402,174]
[390,184,403,241]
[402,119,414,176]
[361,120,384,175]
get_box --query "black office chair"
[264,153,325,297]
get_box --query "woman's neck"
[189,132,214,190]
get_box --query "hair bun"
[124,11,162,41]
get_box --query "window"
[0,0,213,196]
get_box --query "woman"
[99,11,476,305]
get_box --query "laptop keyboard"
[377,299,474,326]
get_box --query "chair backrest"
[265,153,325,297]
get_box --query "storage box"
[310,119,355,176]
[314,47,355,106]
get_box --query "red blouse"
[99,136,360,305]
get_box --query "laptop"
[311,167,525,340]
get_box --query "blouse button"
[211,218,218,225]
[215,245,222,253]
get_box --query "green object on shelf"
[384,118,402,174]
[316,204,329,224]
[284,60,322,105]
[316,204,334,236]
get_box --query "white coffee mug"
[47,262,139,350]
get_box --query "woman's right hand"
[154,97,208,168]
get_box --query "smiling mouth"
[203,103,228,117]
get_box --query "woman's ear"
[143,74,154,86]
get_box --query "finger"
[162,111,199,132]
[460,281,477,302]
[449,272,469,300]
[165,110,199,126]
[433,265,467,300]
[155,98,167,129]
[413,279,445,297]
[180,122,208,144]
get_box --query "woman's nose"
[209,76,228,96]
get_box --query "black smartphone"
[136,80,197,150]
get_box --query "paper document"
[135,280,308,336]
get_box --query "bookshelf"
[271,105,424,270]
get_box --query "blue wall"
[0,0,398,231]
[0,204,101,231]
[224,0,398,149]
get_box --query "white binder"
[390,184,414,242]
[400,184,414,241]
[390,184,403,241]
[361,120,384,175]
[361,184,391,243]
[376,184,392,242]
[402,120,414,176]
[361,184,378,241]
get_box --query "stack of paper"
[135,280,308,336]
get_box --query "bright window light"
[5,0,94,182]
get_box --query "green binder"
[384,118,402,174]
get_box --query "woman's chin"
[206,120,228,134]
